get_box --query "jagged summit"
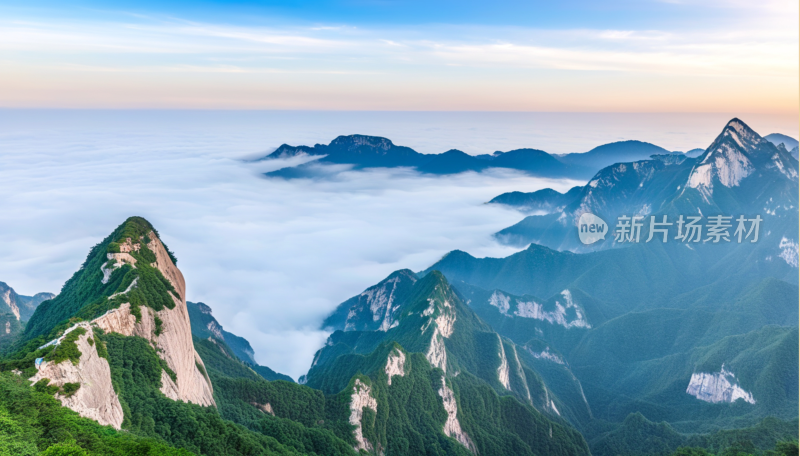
[24,216,177,340]
[489,117,799,252]
[11,216,215,429]
[686,117,798,202]
[314,269,532,401]
[322,268,418,332]
[309,269,588,454]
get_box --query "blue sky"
[0,0,760,29]
[0,0,797,111]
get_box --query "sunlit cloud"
[0,2,796,111]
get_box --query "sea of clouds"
[1,110,794,379]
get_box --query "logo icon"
[578,213,607,245]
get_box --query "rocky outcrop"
[93,293,214,406]
[349,379,378,453]
[31,229,216,430]
[122,233,215,406]
[527,346,566,365]
[206,321,224,340]
[510,345,531,402]
[423,294,456,374]
[686,365,755,404]
[489,291,511,315]
[30,323,125,429]
[438,376,476,453]
[426,331,447,373]
[497,335,511,390]
[332,270,417,333]
[251,402,275,415]
[1,288,20,320]
[385,348,405,385]
[779,237,799,268]
[513,290,591,329]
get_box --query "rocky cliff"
[30,323,125,428]
[29,226,215,429]
[0,281,54,321]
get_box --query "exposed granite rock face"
[96,233,215,406]
[686,365,755,404]
[1,287,20,320]
[146,234,215,406]
[438,376,476,453]
[251,402,275,415]
[349,379,378,453]
[30,323,125,429]
[423,296,456,374]
[497,334,511,390]
[385,348,405,385]
[31,229,216,429]
[0,282,53,321]
[510,345,532,403]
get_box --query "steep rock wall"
[686,366,755,404]
[438,376,476,453]
[349,379,378,453]
[385,348,405,385]
[30,323,125,429]
[31,230,215,430]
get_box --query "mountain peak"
[724,117,750,131]
[21,217,215,428]
[719,118,762,152]
[321,269,418,332]
[329,134,395,151]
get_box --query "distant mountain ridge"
[489,118,799,253]
[0,281,54,322]
[0,282,54,353]
[187,301,293,382]
[415,118,799,454]
[765,133,798,152]
[260,135,674,179]
[556,140,672,170]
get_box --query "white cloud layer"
[0,111,574,379]
[0,110,796,378]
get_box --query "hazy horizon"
[0,110,796,379]
[2,0,797,113]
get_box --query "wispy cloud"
[0,4,796,111]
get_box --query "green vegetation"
[32,379,80,399]
[5,214,795,456]
[92,334,107,360]
[45,328,87,366]
[186,302,294,383]
[0,314,25,354]
[304,272,591,455]
[60,383,80,398]
[0,372,192,455]
[590,412,799,456]
[33,379,60,396]
[102,333,321,455]
[192,336,356,455]
[21,217,179,344]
